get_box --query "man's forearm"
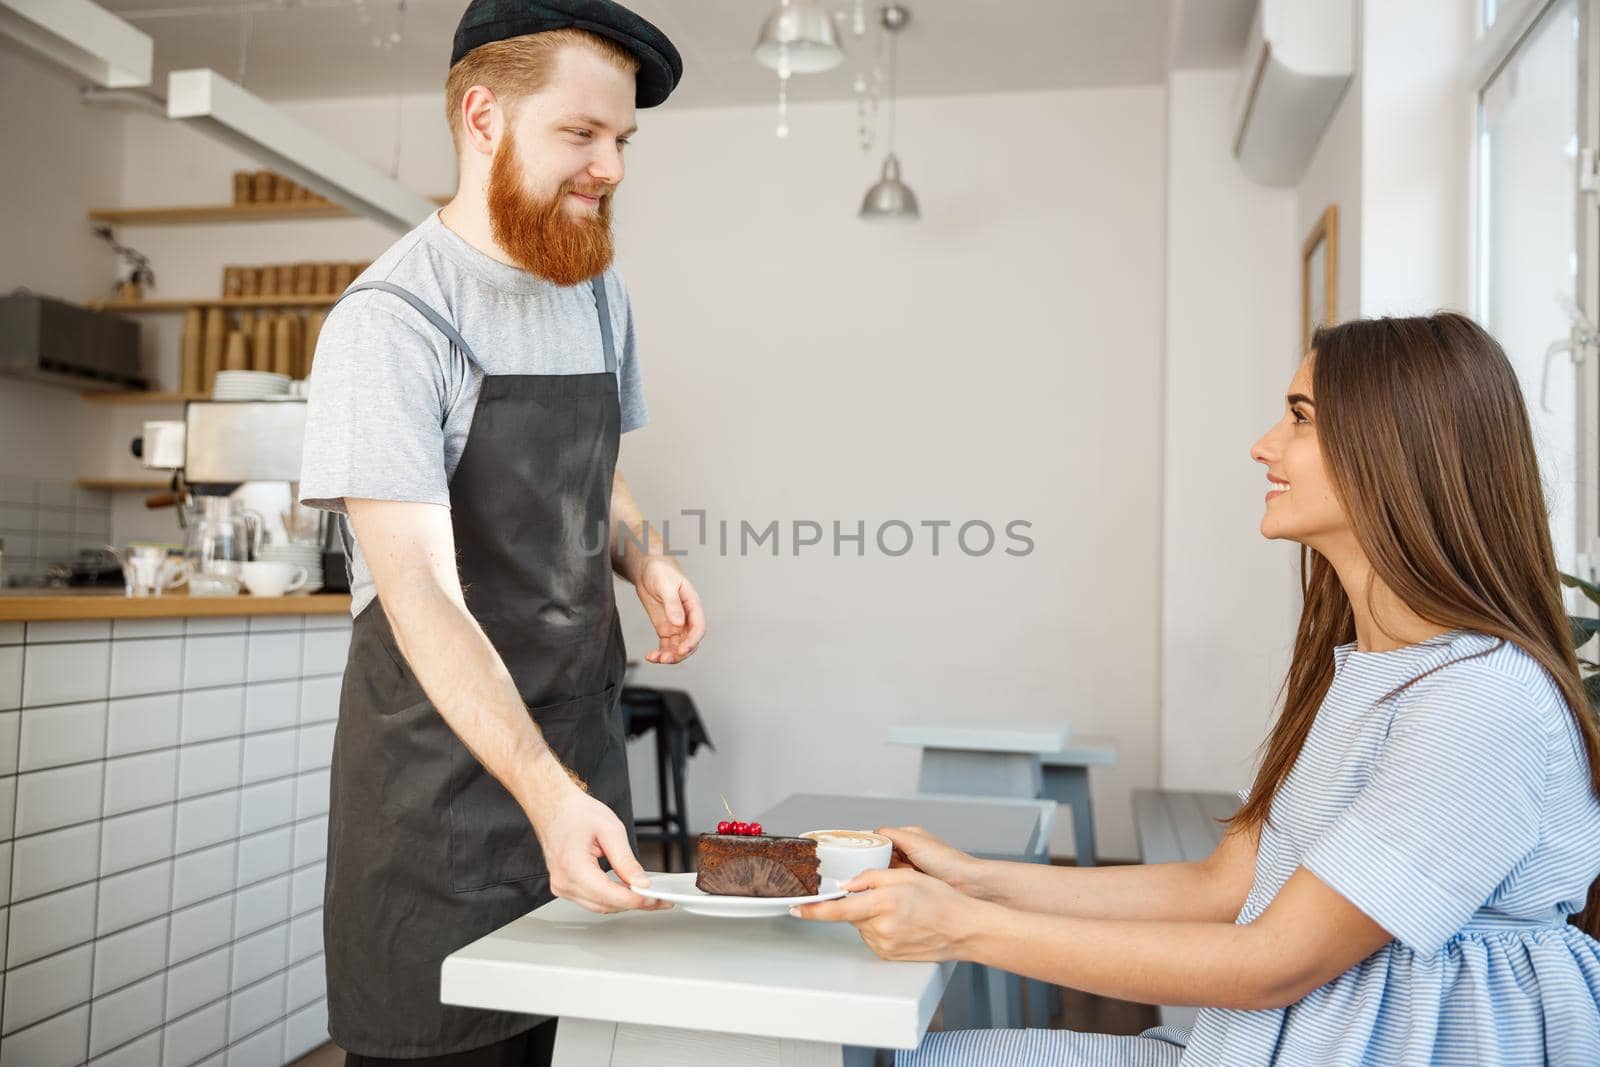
[609,470,670,584]
[383,581,571,813]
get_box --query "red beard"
[487,129,615,286]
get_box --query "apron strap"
[334,276,617,377]
[592,274,618,375]
[333,280,484,370]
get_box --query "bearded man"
[297,3,703,1063]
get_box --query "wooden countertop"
[0,590,352,622]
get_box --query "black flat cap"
[451,0,683,108]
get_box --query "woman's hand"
[878,825,987,897]
[790,867,990,962]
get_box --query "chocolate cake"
[694,833,821,897]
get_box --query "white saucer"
[630,873,845,918]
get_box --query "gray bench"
[1132,789,1240,1029]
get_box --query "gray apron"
[322,278,633,1058]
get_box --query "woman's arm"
[795,865,1391,1012]
[888,820,1258,923]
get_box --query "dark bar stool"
[620,685,713,872]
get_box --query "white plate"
[629,873,845,918]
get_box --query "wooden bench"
[1132,789,1241,1029]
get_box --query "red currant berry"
[749,822,763,836]
[716,821,731,834]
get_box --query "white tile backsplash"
[238,779,294,837]
[110,638,183,699]
[26,620,111,644]
[12,821,100,901]
[165,945,231,1021]
[241,732,296,786]
[106,694,182,759]
[182,636,247,690]
[226,1020,284,1067]
[290,863,324,918]
[168,895,234,967]
[227,973,285,1044]
[6,881,97,968]
[293,770,329,821]
[0,1003,90,1067]
[171,841,237,912]
[178,738,242,800]
[0,645,20,711]
[97,860,173,938]
[0,613,341,1067]
[284,998,328,1062]
[88,972,166,1060]
[93,916,170,998]
[0,711,18,776]
[175,790,240,854]
[229,924,287,991]
[88,1028,161,1067]
[297,676,340,725]
[162,998,227,1067]
[245,633,300,684]
[300,629,350,677]
[232,874,290,940]
[285,954,325,1011]
[103,749,179,818]
[101,804,175,877]
[295,722,334,773]
[242,681,297,735]
[18,700,107,772]
[3,942,93,1034]
[22,639,111,708]
[235,829,293,890]
[15,760,104,835]
[180,687,245,745]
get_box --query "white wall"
[0,42,127,483]
[1160,70,1300,793]
[101,83,1170,859]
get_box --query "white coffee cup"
[239,561,308,597]
[801,829,893,884]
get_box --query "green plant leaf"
[1569,616,1600,649]
[1584,672,1600,713]
[1561,572,1600,609]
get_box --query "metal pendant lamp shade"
[859,153,920,222]
[754,0,844,75]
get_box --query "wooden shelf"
[91,201,353,224]
[79,390,205,404]
[89,195,449,226]
[94,295,339,313]
[75,478,171,492]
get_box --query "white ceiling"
[94,0,1183,107]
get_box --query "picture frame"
[1301,204,1338,355]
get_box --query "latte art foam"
[803,830,891,849]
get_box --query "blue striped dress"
[900,631,1600,1066]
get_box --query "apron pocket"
[446,683,620,893]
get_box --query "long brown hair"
[1230,313,1600,936]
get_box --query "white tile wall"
[4,614,339,1065]
[22,640,111,707]
[106,694,181,759]
[0,1003,90,1067]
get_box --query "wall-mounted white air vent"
[1231,0,1354,187]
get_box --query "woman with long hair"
[797,313,1600,1065]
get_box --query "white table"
[440,896,955,1067]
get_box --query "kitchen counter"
[0,589,351,622]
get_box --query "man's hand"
[634,557,705,664]
[525,765,671,913]
[791,867,987,961]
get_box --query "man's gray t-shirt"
[298,211,646,616]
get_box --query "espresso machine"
[132,398,348,593]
